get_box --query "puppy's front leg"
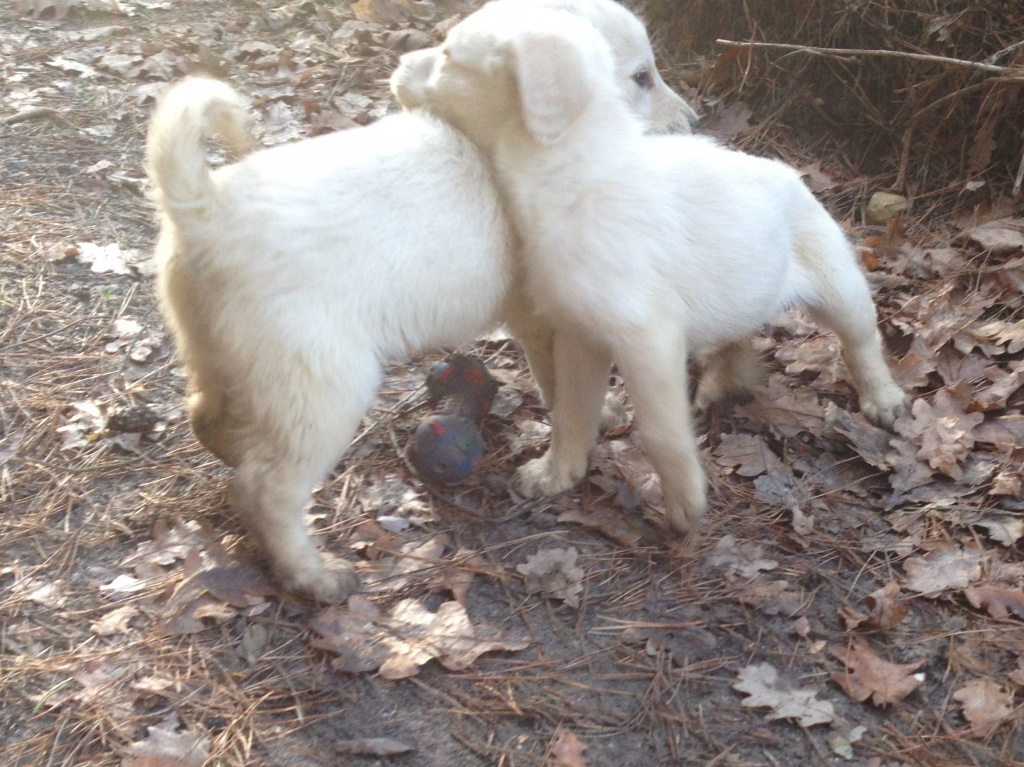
[613,325,706,534]
[515,328,610,498]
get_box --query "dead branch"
[715,39,1024,80]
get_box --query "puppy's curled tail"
[146,77,254,221]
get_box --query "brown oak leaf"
[830,638,925,706]
[894,386,984,480]
[124,714,209,767]
[902,545,988,597]
[311,596,528,679]
[963,584,1024,620]
[714,433,782,478]
[861,581,909,630]
[734,662,836,727]
[548,727,588,767]
[517,548,585,607]
[953,679,1015,737]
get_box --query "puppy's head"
[502,0,699,133]
[392,4,616,148]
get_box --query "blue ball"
[408,414,484,485]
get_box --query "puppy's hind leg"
[515,327,610,498]
[694,339,761,411]
[187,382,243,467]
[231,362,380,603]
[795,207,909,428]
[613,324,706,534]
[504,293,624,431]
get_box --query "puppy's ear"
[512,31,595,145]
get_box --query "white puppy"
[393,3,911,535]
[147,0,695,602]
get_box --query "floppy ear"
[511,31,596,145]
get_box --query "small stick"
[715,39,1024,79]
[1,106,60,125]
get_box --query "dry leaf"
[953,679,1015,737]
[894,388,985,481]
[734,662,836,727]
[709,535,778,579]
[311,597,528,679]
[974,515,1024,546]
[558,506,644,547]
[350,0,412,24]
[714,433,782,477]
[548,727,588,767]
[517,548,585,607]
[957,218,1024,255]
[736,579,802,617]
[798,159,839,193]
[123,714,210,767]
[861,581,909,630]
[963,584,1024,620]
[902,545,988,597]
[830,638,925,706]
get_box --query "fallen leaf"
[798,159,839,193]
[736,579,803,617]
[827,722,867,759]
[734,662,836,727]
[963,584,1024,620]
[311,597,528,679]
[124,713,209,767]
[894,387,985,481]
[517,548,585,607]
[953,679,1014,737]
[957,218,1024,255]
[91,604,140,636]
[830,638,925,706]
[709,535,778,579]
[557,507,644,547]
[350,0,412,24]
[548,727,588,767]
[714,433,782,477]
[73,241,150,275]
[861,581,909,630]
[902,545,988,597]
[974,515,1024,546]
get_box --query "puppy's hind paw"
[860,386,912,430]
[515,451,584,499]
[277,553,360,604]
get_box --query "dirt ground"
[1,1,1023,766]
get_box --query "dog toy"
[408,354,497,484]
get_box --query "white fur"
[148,0,695,602]
[394,3,910,535]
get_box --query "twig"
[715,39,1024,79]
[1,107,61,125]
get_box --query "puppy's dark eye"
[632,68,653,90]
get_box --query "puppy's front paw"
[861,386,911,430]
[663,476,707,535]
[277,553,360,604]
[515,451,584,498]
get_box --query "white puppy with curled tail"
[393,3,910,535]
[147,0,696,603]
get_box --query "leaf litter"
[3,0,1024,764]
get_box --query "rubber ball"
[408,414,484,485]
[426,354,498,422]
